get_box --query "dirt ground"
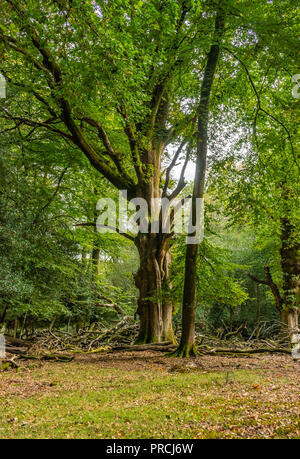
[78,350,300,373]
[0,351,299,439]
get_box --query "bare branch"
[162,140,187,197]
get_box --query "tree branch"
[75,222,135,242]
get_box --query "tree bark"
[134,234,175,344]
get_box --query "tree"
[170,4,225,357]
[0,0,231,343]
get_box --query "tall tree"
[171,5,225,357]
[0,0,229,343]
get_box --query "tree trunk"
[0,306,8,326]
[132,135,178,344]
[288,310,299,331]
[19,312,27,339]
[280,308,299,333]
[92,246,101,277]
[161,251,177,343]
[134,234,175,344]
[49,317,56,331]
[13,318,18,339]
[170,8,225,357]
[256,284,261,339]
[161,296,176,343]
[173,243,198,357]
[280,217,300,334]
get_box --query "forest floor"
[0,351,299,439]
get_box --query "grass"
[0,358,299,439]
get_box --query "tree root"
[112,342,176,352]
[167,343,198,358]
[111,344,291,357]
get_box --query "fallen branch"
[208,347,291,355]
[5,346,28,354]
[5,335,30,347]
[18,353,74,362]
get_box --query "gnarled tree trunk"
[134,233,175,344]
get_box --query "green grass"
[0,361,299,439]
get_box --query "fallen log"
[18,353,74,362]
[5,346,28,354]
[208,347,291,355]
[4,335,30,347]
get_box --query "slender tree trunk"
[256,284,261,339]
[161,297,176,343]
[49,317,56,331]
[92,187,101,279]
[280,217,300,334]
[92,247,101,277]
[175,242,198,356]
[19,312,27,339]
[229,306,234,332]
[161,251,176,343]
[0,305,8,325]
[13,318,18,339]
[170,8,225,357]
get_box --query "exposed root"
[167,343,198,358]
[113,342,176,352]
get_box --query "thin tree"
[171,5,225,357]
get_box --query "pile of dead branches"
[27,316,138,353]
[1,317,293,369]
[1,316,138,367]
[1,335,74,370]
